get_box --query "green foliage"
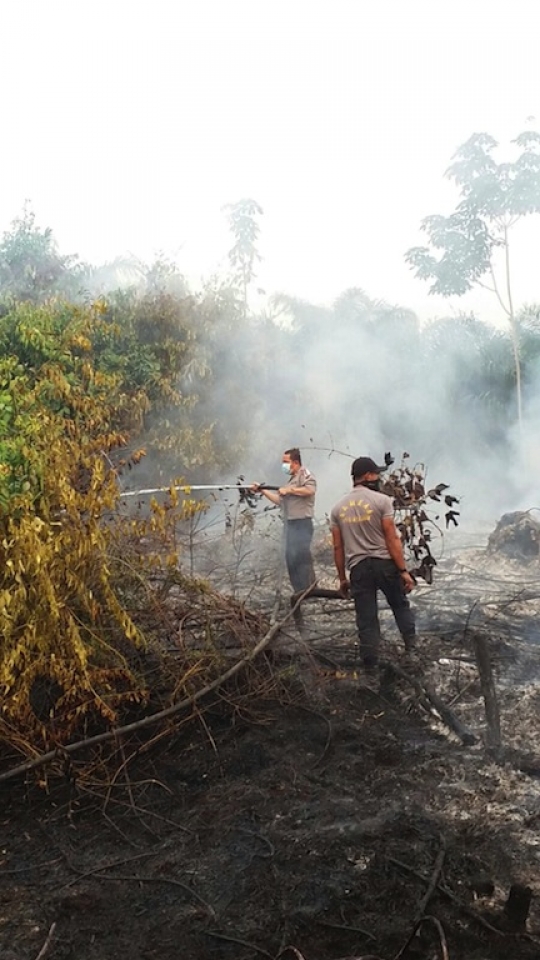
[516,303,540,386]
[406,129,540,426]
[0,297,216,748]
[174,278,263,470]
[76,253,188,301]
[99,289,202,410]
[406,131,540,296]
[0,204,80,304]
[407,210,492,296]
[448,131,540,218]
[223,198,263,315]
[422,315,515,427]
[271,291,332,332]
[0,358,43,509]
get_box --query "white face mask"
[281,462,292,475]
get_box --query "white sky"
[2,0,539,323]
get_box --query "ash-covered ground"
[3,512,540,960]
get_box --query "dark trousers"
[285,519,315,593]
[349,557,416,667]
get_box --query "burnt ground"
[3,524,540,960]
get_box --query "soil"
[3,524,540,960]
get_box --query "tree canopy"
[405,129,540,425]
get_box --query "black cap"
[351,456,386,478]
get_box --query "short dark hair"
[284,447,302,465]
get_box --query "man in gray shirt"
[252,447,316,592]
[329,456,416,674]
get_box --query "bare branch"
[33,923,57,960]
[0,605,297,784]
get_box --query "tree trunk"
[472,632,502,753]
[504,225,522,431]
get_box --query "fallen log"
[291,587,345,605]
[381,659,477,746]
[290,586,346,628]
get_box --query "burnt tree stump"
[487,511,540,560]
[503,883,532,931]
[472,632,502,753]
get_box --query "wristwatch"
[398,567,407,573]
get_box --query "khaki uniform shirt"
[281,467,316,520]
[329,485,394,570]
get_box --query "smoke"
[1,203,537,545]
[74,261,540,546]
[207,296,540,541]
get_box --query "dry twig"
[204,929,273,958]
[394,914,449,960]
[0,605,296,784]
[92,871,216,919]
[415,837,447,921]
[388,855,505,936]
[33,922,57,960]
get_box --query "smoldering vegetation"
[4,204,540,959]
[2,205,539,527]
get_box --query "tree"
[0,296,217,748]
[405,130,540,428]
[78,253,188,300]
[223,198,263,318]
[75,255,146,298]
[0,204,79,303]
[420,314,516,451]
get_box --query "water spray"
[119,483,279,497]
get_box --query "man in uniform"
[252,447,316,593]
[329,456,416,676]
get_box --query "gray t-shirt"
[329,485,395,571]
